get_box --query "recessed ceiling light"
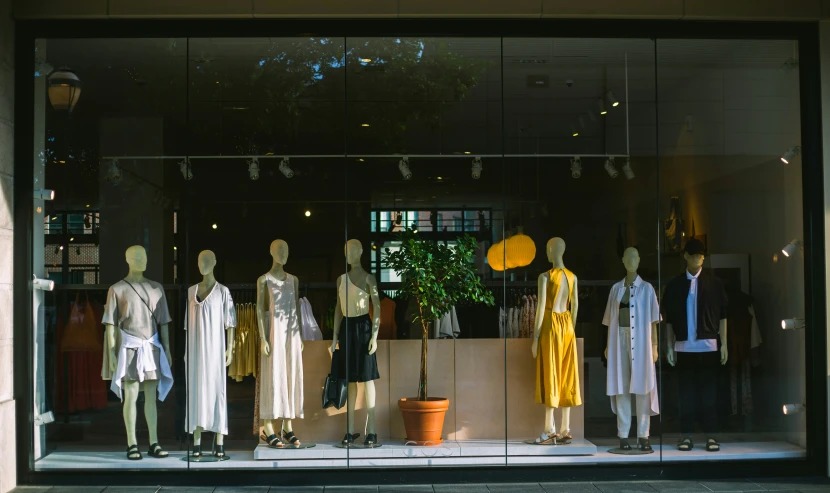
[437,176,442,180]
[361,123,371,127]
[59,160,66,164]
[464,151,471,154]
[212,223,218,230]
[85,204,90,208]
[361,58,372,63]
[304,210,311,217]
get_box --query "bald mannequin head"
[546,237,566,263]
[125,245,147,272]
[269,239,289,265]
[345,239,363,265]
[622,247,640,274]
[198,250,217,276]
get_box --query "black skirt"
[331,314,380,383]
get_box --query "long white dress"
[185,282,236,434]
[260,273,304,420]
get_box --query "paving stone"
[378,487,434,493]
[434,485,488,493]
[699,481,766,492]
[647,482,709,493]
[540,483,600,493]
[50,488,107,493]
[105,488,161,493]
[486,485,544,493]
[10,488,54,493]
[594,483,657,493]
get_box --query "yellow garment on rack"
[229,303,259,382]
[535,268,582,408]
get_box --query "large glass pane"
[656,39,806,461]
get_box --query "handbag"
[322,374,348,410]
[60,292,102,353]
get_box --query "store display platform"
[34,441,804,470]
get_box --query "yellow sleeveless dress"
[535,268,582,408]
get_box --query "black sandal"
[148,442,168,458]
[619,438,632,450]
[191,444,202,459]
[214,444,225,458]
[282,431,301,447]
[638,438,653,452]
[706,438,720,452]
[265,433,284,448]
[126,444,142,461]
[364,433,378,446]
[342,432,360,445]
[678,437,693,451]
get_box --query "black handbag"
[322,374,348,410]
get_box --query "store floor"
[10,477,830,492]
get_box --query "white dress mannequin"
[102,245,173,460]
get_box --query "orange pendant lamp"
[505,227,536,268]
[487,240,506,272]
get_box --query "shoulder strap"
[124,280,160,328]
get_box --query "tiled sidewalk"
[10,478,830,493]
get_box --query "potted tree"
[384,230,494,445]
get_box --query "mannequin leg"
[615,394,632,439]
[560,407,571,435]
[347,382,358,434]
[194,426,202,446]
[122,380,140,447]
[364,381,376,435]
[635,393,650,438]
[544,406,556,435]
[263,419,278,438]
[282,419,293,434]
[216,433,224,446]
[143,380,160,445]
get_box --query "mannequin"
[602,247,660,453]
[185,250,236,458]
[531,237,582,445]
[663,238,728,452]
[331,239,381,446]
[102,245,173,460]
[257,239,305,448]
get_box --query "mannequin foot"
[364,433,378,446]
[214,445,225,458]
[619,438,631,450]
[638,438,653,452]
[705,437,720,452]
[192,444,202,458]
[282,431,301,447]
[559,433,573,444]
[678,437,693,451]
[265,433,284,448]
[534,432,558,445]
[126,444,142,461]
[148,443,168,458]
[342,433,360,445]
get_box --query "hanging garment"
[60,292,102,353]
[300,298,323,341]
[512,306,520,338]
[260,273,304,420]
[377,297,398,340]
[332,314,380,382]
[434,306,460,339]
[184,282,236,435]
[55,300,107,413]
[228,303,259,382]
[535,268,582,408]
[602,276,660,418]
[499,307,506,339]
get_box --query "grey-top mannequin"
[531,237,579,439]
[331,239,381,437]
[604,247,658,363]
[103,245,172,457]
[193,250,236,448]
[256,239,303,438]
[665,251,728,366]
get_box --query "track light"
[179,158,193,181]
[606,90,620,107]
[781,146,801,164]
[33,275,55,292]
[471,157,483,180]
[398,157,412,180]
[781,239,803,257]
[781,318,805,330]
[604,157,619,178]
[570,125,579,137]
[33,189,55,201]
[279,157,294,178]
[107,159,122,184]
[783,403,805,415]
[621,158,635,180]
[247,157,260,180]
[570,156,582,179]
[597,98,607,115]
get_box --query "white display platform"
[34,441,805,470]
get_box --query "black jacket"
[661,270,728,341]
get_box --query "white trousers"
[613,326,650,438]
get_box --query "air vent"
[526,75,549,88]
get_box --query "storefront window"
[29,33,807,472]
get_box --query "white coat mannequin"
[331,239,381,444]
[257,240,304,444]
[531,237,579,442]
[104,245,173,460]
[605,248,658,363]
[192,250,235,455]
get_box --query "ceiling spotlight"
[783,403,805,415]
[179,158,193,181]
[604,157,619,178]
[621,158,635,180]
[107,159,122,184]
[606,90,620,107]
[781,318,805,330]
[32,275,55,292]
[471,157,483,180]
[33,189,55,201]
[247,157,260,180]
[304,209,311,217]
[212,223,218,230]
[361,123,371,127]
[781,239,803,257]
[570,156,582,179]
[597,98,607,115]
[781,146,801,164]
[279,157,294,178]
[570,125,579,137]
[398,157,412,180]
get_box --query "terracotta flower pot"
[398,397,450,446]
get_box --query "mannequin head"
[546,237,566,262]
[622,247,640,273]
[269,240,289,265]
[345,239,363,265]
[683,238,706,273]
[198,250,217,276]
[125,245,147,272]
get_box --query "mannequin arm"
[105,323,117,373]
[332,278,343,353]
[160,323,172,365]
[531,273,548,358]
[256,275,270,356]
[571,276,579,327]
[651,322,659,363]
[719,319,728,365]
[665,323,676,366]
[294,276,304,351]
[225,326,235,367]
[367,275,381,355]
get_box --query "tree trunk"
[419,320,428,401]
